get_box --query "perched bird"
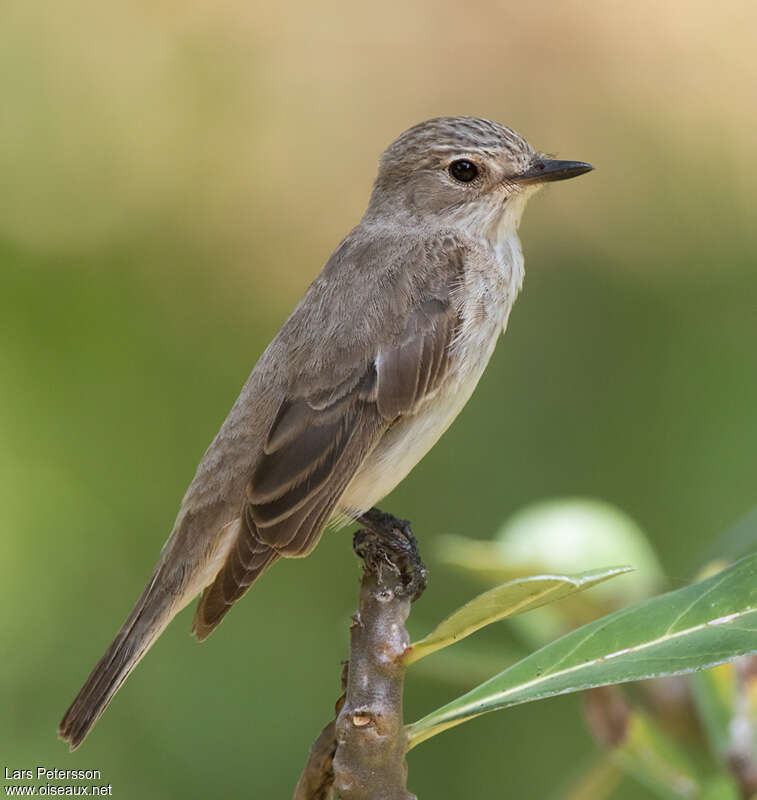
[59,116,592,749]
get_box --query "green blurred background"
[2,0,757,797]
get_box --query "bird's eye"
[449,159,479,183]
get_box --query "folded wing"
[192,284,463,639]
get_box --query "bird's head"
[366,116,592,236]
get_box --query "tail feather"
[58,572,175,751]
[191,546,278,641]
[58,506,245,750]
[59,516,241,749]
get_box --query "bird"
[58,116,593,749]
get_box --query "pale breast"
[338,231,523,517]
[338,344,496,516]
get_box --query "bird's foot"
[354,508,427,600]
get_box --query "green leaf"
[405,567,632,665]
[406,553,757,749]
[493,499,664,604]
[438,499,664,604]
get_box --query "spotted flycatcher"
[59,116,593,748]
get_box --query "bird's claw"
[354,508,427,600]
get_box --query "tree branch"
[294,520,427,800]
[292,689,345,800]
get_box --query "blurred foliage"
[406,565,631,665]
[424,506,757,798]
[403,567,632,664]
[2,1,757,798]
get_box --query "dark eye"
[449,159,479,183]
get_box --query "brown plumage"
[193,286,460,638]
[58,117,592,749]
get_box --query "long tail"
[58,515,242,749]
[58,566,177,751]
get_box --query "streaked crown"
[381,116,534,171]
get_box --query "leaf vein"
[663,571,730,636]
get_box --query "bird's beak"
[514,159,594,185]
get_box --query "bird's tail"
[58,568,176,751]
[59,515,240,750]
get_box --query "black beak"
[515,159,594,185]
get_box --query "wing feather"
[192,237,466,639]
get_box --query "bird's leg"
[354,507,427,600]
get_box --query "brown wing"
[192,293,463,640]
